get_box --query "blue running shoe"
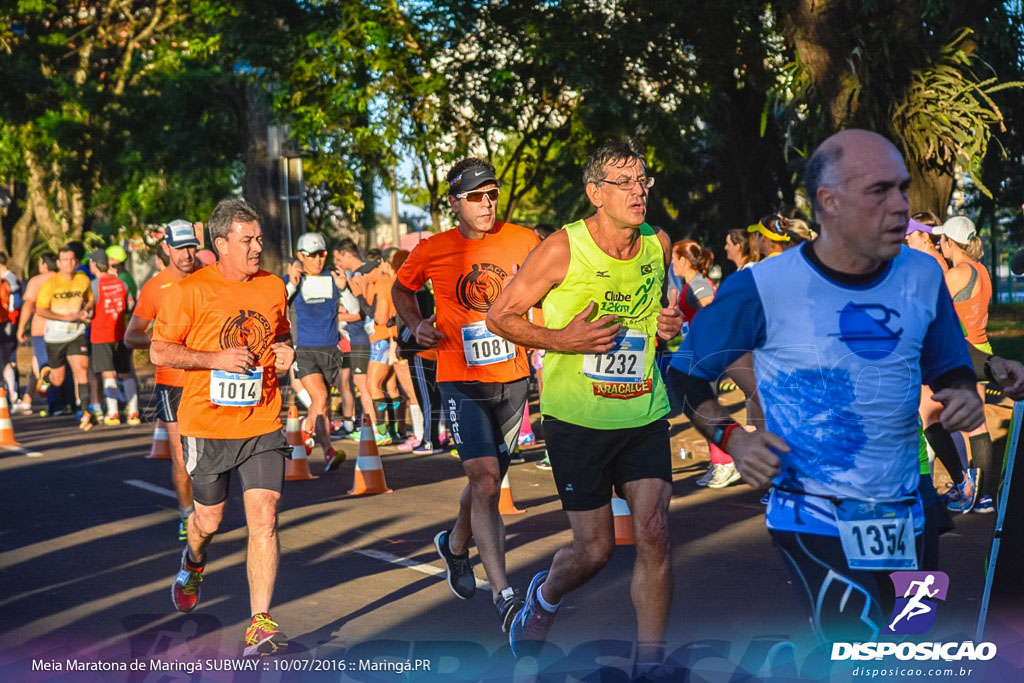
[510,570,557,657]
[947,468,980,514]
[974,495,995,513]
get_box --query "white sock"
[103,378,119,415]
[536,583,560,612]
[123,377,139,414]
[297,389,312,409]
[410,404,424,441]
[344,417,354,432]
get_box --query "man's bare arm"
[151,340,255,374]
[486,232,619,353]
[124,314,152,350]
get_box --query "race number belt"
[582,329,646,383]
[209,367,263,407]
[835,499,917,571]
[461,321,514,366]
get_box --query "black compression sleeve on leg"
[969,433,1000,498]
[926,423,964,485]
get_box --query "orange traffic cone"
[348,414,392,495]
[498,471,524,515]
[0,389,19,446]
[611,492,634,546]
[285,405,317,481]
[147,421,170,460]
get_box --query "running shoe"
[707,462,741,489]
[103,412,121,426]
[695,463,718,487]
[243,613,288,657]
[947,468,980,514]
[324,447,346,472]
[938,483,962,505]
[396,436,420,452]
[126,412,141,426]
[78,411,95,431]
[171,547,204,612]
[495,587,525,634]
[374,432,392,447]
[518,433,536,447]
[52,408,71,417]
[36,366,51,395]
[434,529,476,599]
[536,452,552,470]
[412,441,442,455]
[974,495,995,513]
[509,449,525,464]
[11,400,32,415]
[509,570,557,657]
[178,517,188,542]
[347,429,364,442]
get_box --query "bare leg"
[300,371,332,454]
[243,488,281,615]
[449,458,509,602]
[165,419,193,509]
[540,506,615,604]
[622,478,673,650]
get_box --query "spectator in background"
[106,245,138,301]
[725,228,758,271]
[746,214,791,261]
[16,254,60,415]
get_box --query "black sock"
[77,383,90,411]
[925,424,963,484]
[969,433,1000,498]
[388,396,403,436]
[373,400,388,434]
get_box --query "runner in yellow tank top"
[487,140,683,677]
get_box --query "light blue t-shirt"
[671,243,971,536]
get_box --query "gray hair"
[804,143,844,215]
[583,139,645,186]
[208,199,261,250]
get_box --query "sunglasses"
[301,250,327,258]
[455,188,500,203]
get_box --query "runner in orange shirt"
[125,219,199,541]
[152,199,294,657]
[393,157,540,634]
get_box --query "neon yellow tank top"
[540,220,669,428]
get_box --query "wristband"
[711,421,741,452]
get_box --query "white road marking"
[124,479,489,590]
[124,479,178,499]
[354,548,490,590]
[1,445,44,458]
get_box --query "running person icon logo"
[885,571,949,634]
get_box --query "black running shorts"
[155,383,183,423]
[92,340,133,374]
[542,416,671,511]
[349,343,370,375]
[439,379,527,473]
[770,529,923,643]
[46,334,89,368]
[294,345,344,383]
[182,430,289,505]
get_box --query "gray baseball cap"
[296,232,327,254]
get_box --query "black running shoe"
[495,587,524,634]
[434,529,476,599]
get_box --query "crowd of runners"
[7,131,1024,679]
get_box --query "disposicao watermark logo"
[831,571,998,663]
[886,571,948,635]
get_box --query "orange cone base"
[147,428,171,460]
[285,455,318,481]
[613,515,635,546]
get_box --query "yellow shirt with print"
[36,272,93,343]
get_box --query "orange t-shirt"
[0,280,10,325]
[369,273,397,342]
[152,265,290,439]
[396,222,540,383]
[135,268,189,387]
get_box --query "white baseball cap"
[934,216,977,244]
[296,232,327,254]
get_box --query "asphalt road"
[0,390,1015,682]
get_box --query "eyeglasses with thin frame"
[455,188,500,203]
[599,176,655,191]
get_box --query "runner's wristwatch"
[711,421,741,451]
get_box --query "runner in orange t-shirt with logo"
[151,200,294,657]
[393,157,540,634]
[125,219,200,541]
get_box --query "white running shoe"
[708,462,742,489]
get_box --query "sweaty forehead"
[603,157,645,177]
[230,220,262,237]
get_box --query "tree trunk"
[10,209,36,280]
[907,164,954,219]
[241,83,284,278]
[25,149,65,251]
